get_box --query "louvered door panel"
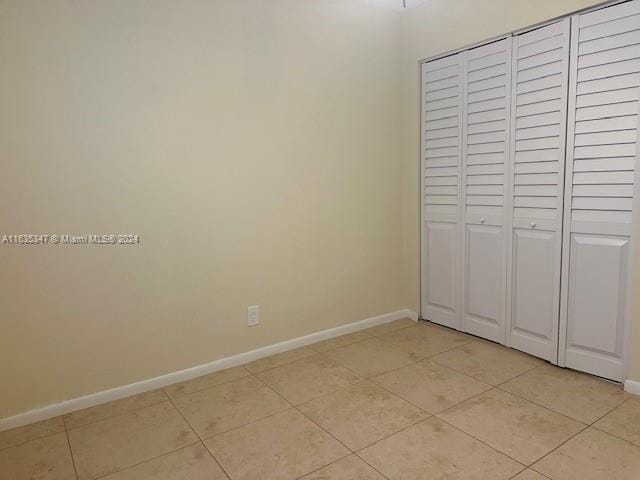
[462,39,512,343]
[560,1,640,381]
[507,19,570,362]
[421,53,464,329]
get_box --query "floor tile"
[359,417,523,480]
[172,375,289,438]
[438,389,584,465]
[379,323,472,358]
[204,409,348,480]
[594,396,640,446]
[244,346,316,374]
[533,428,640,480]
[431,341,543,385]
[68,401,198,480]
[512,469,548,480]
[310,331,372,353]
[323,337,419,378]
[164,366,250,399]
[257,354,363,405]
[362,318,416,336]
[373,360,491,414]
[0,416,65,450]
[101,443,228,480]
[298,381,428,450]
[0,432,76,480]
[301,454,385,479]
[500,364,629,424]
[64,389,168,430]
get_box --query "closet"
[420,0,640,382]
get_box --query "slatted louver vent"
[507,19,570,364]
[423,54,462,222]
[421,53,463,329]
[560,0,640,382]
[570,1,640,232]
[464,40,510,224]
[512,21,570,226]
[461,38,511,344]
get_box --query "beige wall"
[398,0,640,383]
[0,0,404,418]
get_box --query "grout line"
[63,420,80,480]
[89,441,202,480]
[429,350,542,386]
[433,408,530,468]
[495,384,591,426]
[249,353,434,480]
[250,375,354,453]
[164,394,201,442]
[246,374,386,480]
[0,427,67,453]
[528,423,590,475]
[162,366,252,400]
[509,468,553,480]
[495,366,630,427]
[291,452,357,480]
[165,379,288,443]
[198,405,295,443]
[351,455,392,480]
[243,350,318,375]
[358,375,535,468]
[63,390,171,433]
[200,441,233,480]
[164,390,234,480]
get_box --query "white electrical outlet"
[247,305,260,326]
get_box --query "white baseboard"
[625,378,640,396]
[0,308,417,432]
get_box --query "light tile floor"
[1,318,638,480]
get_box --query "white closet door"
[560,1,640,381]
[421,53,464,329]
[507,19,570,362]
[462,39,512,343]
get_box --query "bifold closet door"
[506,19,570,362]
[560,0,640,381]
[461,39,512,344]
[421,53,464,330]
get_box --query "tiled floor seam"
[509,468,552,480]
[368,360,493,403]
[578,395,640,445]
[0,428,65,453]
[527,424,591,476]
[369,325,415,337]
[249,373,387,480]
[427,381,595,468]
[199,440,233,480]
[162,366,252,400]
[63,391,171,433]
[251,368,432,480]
[429,353,542,386]
[87,442,201,480]
[164,392,233,480]
[250,373,356,454]
[367,379,538,468]
[495,382,618,427]
[63,421,80,480]
[309,334,374,353]
[314,348,424,382]
[433,413,531,468]
[590,399,640,447]
[290,452,357,480]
